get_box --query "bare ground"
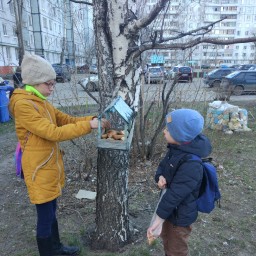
[1,101,256,256]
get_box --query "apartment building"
[0,0,93,67]
[144,0,256,67]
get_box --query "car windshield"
[207,69,219,75]
[225,71,240,78]
[179,67,191,72]
[53,66,62,72]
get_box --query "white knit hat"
[21,52,56,85]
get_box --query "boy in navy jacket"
[147,109,212,256]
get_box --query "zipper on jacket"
[56,142,62,195]
[32,148,54,181]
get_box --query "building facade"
[0,0,93,67]
[144,0,256,67]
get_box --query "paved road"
[48,74,99,107]
[48,75,256,107]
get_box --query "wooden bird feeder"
[97,96,135,150]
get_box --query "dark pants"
[36,199,57,238]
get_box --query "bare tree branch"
[132,36,256,59]
[156,17,227,43]
[128,0,169,33]
[150,36,256,50]
[69,0,93,6]
[78,82,100,105]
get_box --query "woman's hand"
[90,118,110,129]
[158,175,167,189]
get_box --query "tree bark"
[91,148,130,251]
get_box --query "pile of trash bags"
[205,101,251,133]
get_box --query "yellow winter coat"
[9,89,94,204]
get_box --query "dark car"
[201,64,211,69]
[52,64,71,83]
[220,70,256,97]
[203,68,236,88]
[171,66,193,82]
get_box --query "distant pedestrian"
[9,52,110,256]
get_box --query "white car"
[78,75,98,91]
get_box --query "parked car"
[145,66,165,83]
[201,64,211,69]
[89,64,98,74]
[77,64,89,74]
[203,67,236,88]
[52,64,71,83]
[220,70,256,97]
[78,75,98,91]
[169,66,193,82]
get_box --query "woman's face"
[34,80,56,97]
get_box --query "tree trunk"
[91,0,140,250]
[91,148,130,251]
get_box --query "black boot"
[37,236,52,256]
[51,220,80,255]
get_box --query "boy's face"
[163,127,180,145]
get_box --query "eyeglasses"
[44,81,56,88]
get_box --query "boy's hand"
[147,215,164,245]
[158,175,167,189]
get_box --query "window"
[43,17,48,29]
[6,47,11,59]
[245,73,256,80]
[2,24,7,35]
[49,20,52,31]
[237,31,240,36]
[30,35,33,46]
[0,0,3,10]
[45,35,48,45]
[29,15,32,26]
[13,26,16,37]
[15,48,18,60]
[9,1,14,14]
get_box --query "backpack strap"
[172,153,206,195]
[174,153,202,176]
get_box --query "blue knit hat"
[166,109,204,143]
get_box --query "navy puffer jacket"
[155,134,212,226]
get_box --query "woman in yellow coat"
[9,53,110,256]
